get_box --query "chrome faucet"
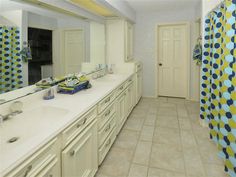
[0,101,23,122]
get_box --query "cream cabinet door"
[62,120,98,177]
[125,22,134,62]
[116,92,125,134]
[125,84,133,117]
[136,71,142,103]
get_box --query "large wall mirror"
[0,0,106,102]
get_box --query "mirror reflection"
[0,0,106,96]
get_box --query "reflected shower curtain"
[200,0,236,176]
[0,26,23,93]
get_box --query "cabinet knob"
[159,63,163,66]
[105,124,111,132]
[24,165,32,177]
[105,110,111,117]
[70,150,75,156]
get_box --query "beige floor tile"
[148,107,158,115]
[156,115,179,129]
[140,125,155,141]
[133,141,152,165]
[177,107,188,117]
[197,139,224,165]
[183,147,206,176]
[144,114,157,126]
[179,118,192,130]
[114,129,140,150]
[124,118,144,131]
[157,97,168,102]
[180,130,197,148]
[97,98,226,177]
[148,167,186,177]
[204,164,228,177]
[98,147,133,177]
[158,107,177,116]
[160,102,177,109]
[167,97,186,104]
[127,164,148,177]
[153,127,181,148]
[150,143,185,173]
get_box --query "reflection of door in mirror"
[28,27,53,85]
[64,30,84,75]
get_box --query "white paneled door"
[157,24,188,98]
[64,30,84,75]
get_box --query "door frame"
[155,22,190,99]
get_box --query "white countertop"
[0,73,133,176]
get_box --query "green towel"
[193,43,202,65]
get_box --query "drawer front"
[98,114,116,148]
[62,106,97,148]
[98,91,116,114]
[98,103,116,130]
[125,76,134,88]
[116,82,126,97]
[5,138,59,177]
[98,127,116,165]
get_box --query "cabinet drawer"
[98,114,116,148]
[98,103,116,130]
[98,91,116,114]
[116,82,126,97]
[62,106,97,148]
[98,127,116,165]
[125,76,134,88]
[5,138,59,177]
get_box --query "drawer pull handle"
[119,86,124,90]
[105,110,111,117]
[106,139,111,147]
[76,118,87,128]
[105,97,111,103]
[105,124,111,132]
[24,165,32,177]
[70,150,75,156]
[128,79,132,82]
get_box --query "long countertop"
[0,73,133,176]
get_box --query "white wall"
[28,12,58,30]
[134,8,201,100]
[202,0,222,16]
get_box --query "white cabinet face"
[116,93,125,134]
[62,121,98,177]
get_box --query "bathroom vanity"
[0,66,142,177]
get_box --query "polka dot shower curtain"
[0,26,23,94]
[200,0,236,176]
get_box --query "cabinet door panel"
[62,120,97,177]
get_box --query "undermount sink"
[0,106,69,150]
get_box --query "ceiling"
[124,0,201,12]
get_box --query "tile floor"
[95,97,228,177]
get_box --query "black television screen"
[28,27,52,64]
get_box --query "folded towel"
[193,43,202,65]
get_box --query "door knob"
[159,63,163,66]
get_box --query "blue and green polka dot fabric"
[200,0,236,176]
[0,26,23,93]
